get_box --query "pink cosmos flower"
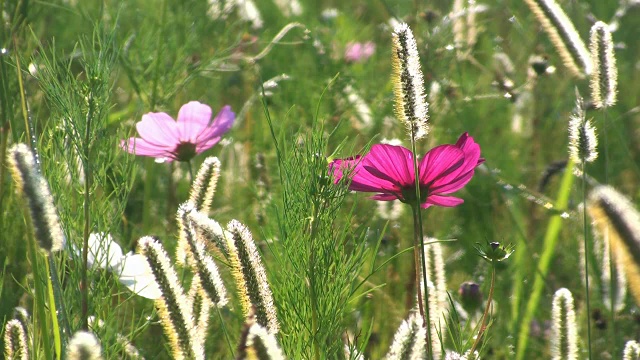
[121,101,234,162]
[329,133,484,208]
[345,41,376,63]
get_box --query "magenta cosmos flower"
[345,41,376,63]
[329,133,484,208]
[121,101,234,162]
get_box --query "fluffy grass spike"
[523,0,592,77]
[238,318,286,360]
[4,319,29,360]
[138,236,203,359]
[592,224,627,311]
[187,209,230,259]
[227,220,279,334]
[188,157,221,212]
[587,186,640,307]
[7,143,64,252]
[623,341,640,360]
[423,240,448,358]
[66,331,103,360]
[188,275,213,336]
[178,204,228,307]
[550,288,578,360]
[589,21,618,109]
[391,23,429,140]
[385,311,426,360]
[568,93,598,164]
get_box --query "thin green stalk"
[602,108,616,356]
[25,217,51,360]
[81,90,96,330]
[515,159,575,359]
[409,135,432,360]
[215,307,235,358]
[44,256,62,360]
[581,160,592,359]
[470,265,496,355]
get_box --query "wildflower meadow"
[1,0,640,359]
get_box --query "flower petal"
[118,254,162,299]
[195,105,235,145]
[418,145,465,186]
[422,194,464,208]
[121,138,173,157]
[136,112,180,146]
[371,193,399,201]
[177,101,212,143]
[362,144,415,188]
[430,169,475,194]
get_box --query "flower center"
[173,142,197,162]
[400,185,429,204]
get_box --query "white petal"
[88,233,123,270]
[118,254,162,299]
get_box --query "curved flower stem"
[470,265,495,356]
[409,136,433,359]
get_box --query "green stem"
[409,135,432,360]
[81,90,96,330]
[25,217,51,360]
[45,257,62,360]
[602,108,616,356]
[470,265,495,356]
[215,307,235,358]
[581,160,592,360]
[515,160,575,359]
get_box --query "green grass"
[1,0,640,358]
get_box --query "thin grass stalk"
[470,265,495,355]
[515,159,575,359]
[581,161,592,359]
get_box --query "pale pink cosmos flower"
[121,101,234,162]
[330,133,484,208]
[345,41,376,63]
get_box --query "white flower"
[86,233,162,299]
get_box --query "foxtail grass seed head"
[523,0,592,77]
[238,321,286,360]
[593,225,628,311]
[188,157,221,213]
[138,236,203,359]
[588,186,640,307]
[423,240,447,357]
[67,331,103,360]
[187,209,230,258]
[188,275,213,336]
[385,312,426,360]
[227,220,279,334]
[391,23,429,140]
[550,288,578,360]
[568,94,598,163]
[623,340,640,360]
[179,209,227,307]
[4,319,29,360]
[589,21,618,108]
[8,143,64,252]
[343,85,373,131]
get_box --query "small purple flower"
[121,101,234,162]
[329,133,484,209]
[345,41,376,63]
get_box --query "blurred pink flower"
[329,133,484,208]
[121,101,234,162]
[345,41,376,63]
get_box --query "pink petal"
[363,144,415,188]
[431,169,475,194]
[371,193,399,201]
[422,194,464,208]
[195,105,235,144]
[136,112,180,146]
[121,138,173,157]
[177,101,212,142]
[418,145,464,186]
[331,153,400,194]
